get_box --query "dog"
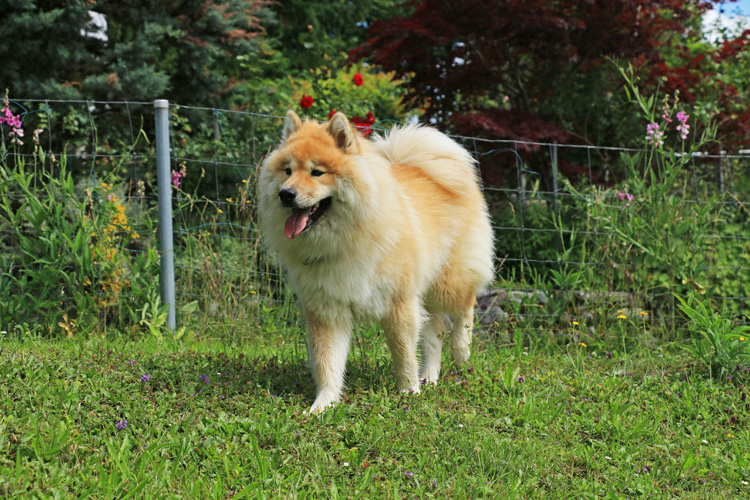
[258,110,495,413]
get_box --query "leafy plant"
[0,151,163,337]
[677,293,750,378]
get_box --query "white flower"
[458,424,464,428]
[605,456,612,460]
[701,439,708,444]
[343,462,349,467]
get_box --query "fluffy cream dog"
[259,110,494,413]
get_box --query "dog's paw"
[308,393,338,414]
[419,368,441,385]
[399,383,421,395]
[450,346,470,366]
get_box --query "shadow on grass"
[134,346,396,407]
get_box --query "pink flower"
[661,106,673,123]
[676,111,690,140]
[645,122,664,146]
[1,98,24,144]
[171,170,182,188]
[617,191,634,202]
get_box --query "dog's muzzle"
[279,187,297,207]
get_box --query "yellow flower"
[242,179,248,183]
[741,337,746,341]
[639,311,649,316]
[617,314,627,319]
[217,208,224,214]
[572,321,579,326]
[579,342,587,348]
[226,197,233,203]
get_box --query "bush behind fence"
[1,98,748,343]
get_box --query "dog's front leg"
[305,309,352,414]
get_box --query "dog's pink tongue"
[284,209,310,239]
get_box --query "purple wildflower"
[518,376,525,383]
[141,374,151,382]
[116,420,128,431]
[199,374,209,384]
[405,470,413,479]
[676,111,690,140]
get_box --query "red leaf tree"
[350,0,749,184]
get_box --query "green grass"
[1,326,749,499]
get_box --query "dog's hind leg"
[383,297,422,394]
[305,310,352,414]
[419,313,444,384]
[450,303,475,366]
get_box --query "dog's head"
[259,110,364,241]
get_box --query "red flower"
[352,73,364,86]
[328,109,337,120]
[300,95,314,109]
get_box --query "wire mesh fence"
[1,98,748,340]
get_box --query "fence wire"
[1,98,749,339]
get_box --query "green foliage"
[0,152,164,337]
[677,294,750,378]
[265,0,406,73]
[292,63,412,123]
[1,0,276,107]
[583,65,749,312]
[233,59,412,125]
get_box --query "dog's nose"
[279,187,297,207]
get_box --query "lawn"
[1,325,749,499]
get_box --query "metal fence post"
[154,99,176,331]
[551,142,562,254]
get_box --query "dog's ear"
[282,110,303,142]
[327,112,358,153]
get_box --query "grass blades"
[1,330,749,498]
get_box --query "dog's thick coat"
[259,111,494,412]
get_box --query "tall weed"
[0,154,164,337]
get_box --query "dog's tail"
[372,125,481,195]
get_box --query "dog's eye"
[285,168,291,176]
[311,169,324,177]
